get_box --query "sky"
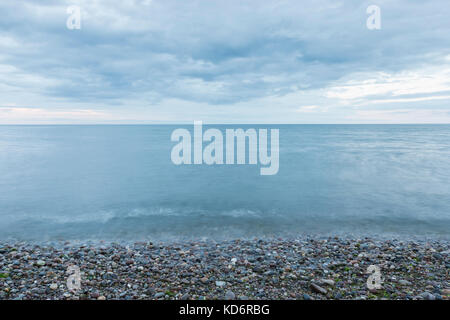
[0,0,450,124]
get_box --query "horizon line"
[1,123,450,126]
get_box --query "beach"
[1,237,448,300]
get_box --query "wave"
[0,207,449,242]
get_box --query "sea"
[0,124,449,241]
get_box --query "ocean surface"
[0,124,449,241]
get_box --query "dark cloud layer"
[1,0,450,123]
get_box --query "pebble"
[181,293,190,300]
[310,283,327,295]
[0,238,448,300]
[320,279,335,286]
[215,281,226,287]
[225,290,236,300]
[421,292,435,300]
[442,289,450,296]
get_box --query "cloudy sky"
[1,0,450,124]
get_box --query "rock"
[310,283,327,295]
[154,292,164,299]
[420,292,435,300]
[181,293,190,300]
[97,296,106,300]
[303,294,313,300]
[225,290,235,300]
[320,279,335,286]
[215,281,226,287]
[49,283,58,290]
[368,286,382,293]
[36,260,45,266]
[398,280,412,286]
[333,292,342,299]
[442,288,450,296]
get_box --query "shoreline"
[1,237,448,300]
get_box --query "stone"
[420,292,435,300]
[398,280,412,286]
[181,293,190,300]
[310,282,327,295]
[225,290,235,300]
[442,288,450,296]
[215,281,226,287]
[36,260,45,266]
[320,279,335,286]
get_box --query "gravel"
[0,237,448,300]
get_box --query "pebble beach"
[0,237,449,300]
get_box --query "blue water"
[0,125,449,241]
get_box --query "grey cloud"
[0,0,449,107]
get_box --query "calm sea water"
[0,125,449,241]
